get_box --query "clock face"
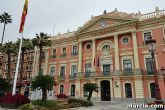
[100,20,106,27]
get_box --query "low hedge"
[68,98,93,106]
[32,100,57,107]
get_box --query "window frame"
[121,36,130,45]
[143,31,152,45]
[125,83,133,98]
[49,66,55,77]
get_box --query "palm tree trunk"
[42,88,47,101]
[87,91,93,102]
[39,46,42,75]
[1,23,6,44]
[7,53,11,82]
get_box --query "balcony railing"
[59,75,65,80]
[60,53,67,58]
[50,54,56,59]
[71,52,78,56]
[55,69,165,80]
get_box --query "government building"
[2,7,165,102]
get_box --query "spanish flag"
[19,0,28,33]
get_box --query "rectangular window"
[103,64,110,76]
[63,48,66,53]
[123,59,132,75]
[144,32,152,44]
[71,65,77,78]
[72,46,77,55]
[85,63,91,77]
[60,66,65,79]
[60,85,64,94]
[163,29,165,42]
[70,85,75,96]
[146,58,154,75]
[84,90,89,97]
[49,66,55,77]
[29,63,33,70]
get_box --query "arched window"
[102,45,110,51]
[125,83,132,98]
[150,83,155,98]
[71,84,75,96]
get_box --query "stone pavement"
[0,101,162,110]
[63,101,159,110]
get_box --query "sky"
[0,0,165,43]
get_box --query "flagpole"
[12,33,23,95]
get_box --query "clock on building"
[100,20,106,27]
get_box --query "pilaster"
[78,41,82,73]
[132,32,140,69]
[114,35,120,70]
[92,39,96,71]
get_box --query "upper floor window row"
[50,45,78,58]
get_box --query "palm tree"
[83,83,98,102]
[32,32,51,75]
[0,12,12,44]
[0,77,11,96]
[16,38,33,82]
[31,75,55,101]
[1,41,17,81]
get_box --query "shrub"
[32,100,57,107]
[68,98,93,106]
[19,103,48,110]
[0,93,30,106]
[56,94,69,99]
[69,103,81,108]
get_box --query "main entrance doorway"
[101,80,111,101]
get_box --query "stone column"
[76,41,82,98]
[132,32,140,69]
[78,41,82,73]
[114,35,119,70]
[92,39,96,71]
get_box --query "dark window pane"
[125,83,132,98]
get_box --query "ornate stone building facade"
[33,8,165,102]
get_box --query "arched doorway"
[101,80,111,101]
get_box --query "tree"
[31,75,55,101]
[0,77,11,96]
[0,12,12,44]
[16,38,33,82]
[32,32,51,75]
[1,41,17,81]
[83,83,98,102]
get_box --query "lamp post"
[145,38,163,110]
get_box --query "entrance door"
[101,80,111,101]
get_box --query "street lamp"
[145,37,164,110]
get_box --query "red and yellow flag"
[19,0,28,33]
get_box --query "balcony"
[69,74,76,80]
[50,54,56,59]
[56,69,144,80]
[60,53,67,58]
[71,52,78,56]
[59,75,65,80]
[84,72,95,78]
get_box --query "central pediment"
[77,15,137,33]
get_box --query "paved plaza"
[0,101,163,110]
[63,101,161,110]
